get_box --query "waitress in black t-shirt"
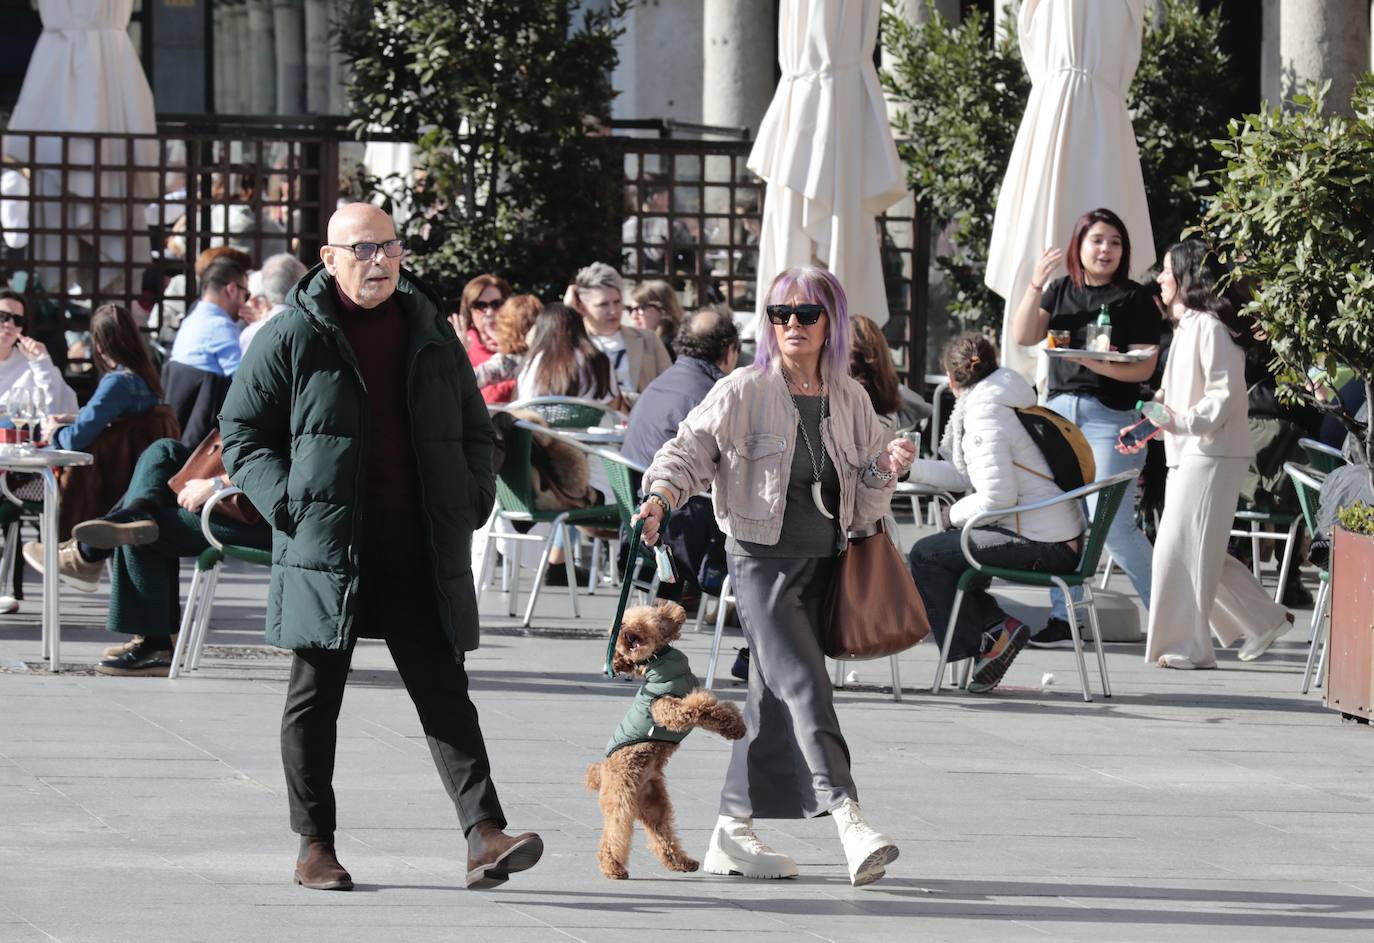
[1010,207,1161,648]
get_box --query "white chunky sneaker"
[832,799,898,887]
[702,815,798,879]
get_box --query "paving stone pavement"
[1,537,1372,942]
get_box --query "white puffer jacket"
[911,368,1084,543]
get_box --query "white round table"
[0,448,94,672]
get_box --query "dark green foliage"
[1194,77,1374,474]
[339,0,628,303]
[1132,0,1237,250]
[881,3,1027,332]
[880,0,1232,333]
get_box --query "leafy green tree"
[881,0,1233,332]
[340,0,628,303]
[1195,78,1374,478]
[881,3,1027,332]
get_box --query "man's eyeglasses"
[0,312,27,328]
[470,299,505,313]
[326,238,406,262]
[765,303,825,326]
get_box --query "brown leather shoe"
[465,821,544,889]
[294,836,353,890]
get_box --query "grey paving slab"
[0,537,1371,941]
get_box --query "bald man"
[220,203,543,891]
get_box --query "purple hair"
[753,266,852,384]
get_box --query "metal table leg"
[41,467,60,672]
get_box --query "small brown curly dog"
[586,601,745,880]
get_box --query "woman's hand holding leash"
[634,493,670,546]
[877,437,916,475]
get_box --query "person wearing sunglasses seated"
[452,274,512,404]
[168,256,252,379]
[0,288,77,422]
[0,289,79,613]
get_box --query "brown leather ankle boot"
[294,835,353,890]
[465,820,544,889]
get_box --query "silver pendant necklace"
[784,370,834,520]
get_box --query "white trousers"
[1145,455,1289,667]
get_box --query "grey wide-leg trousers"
[718,553,856,819]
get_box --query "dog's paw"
[720,716,747,740]
[671,856,700,873]
[599,863,629,880]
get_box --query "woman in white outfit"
[0,290,78,417]
[1139,241,1293,669]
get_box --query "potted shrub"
[1197,76,1374,719]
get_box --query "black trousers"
[281,514,505,837]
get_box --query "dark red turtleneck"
[333,281,419,514]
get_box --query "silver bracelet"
[866,458,895,482]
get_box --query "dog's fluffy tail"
[584,762,602,792]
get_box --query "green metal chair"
[930,469,1140,702]
[1299,437,1346,474]
[168,487,272,679]
[479,420,619,626]
[598,449,661,604]
[1229,501,1301,602]
[1284,461,1330,694]
[508,395,627,430]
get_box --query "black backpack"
[1013,406,1095,493]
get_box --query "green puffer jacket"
[219,264,495,653]
[605,647,700,756]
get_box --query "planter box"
[1325,526,1374,723]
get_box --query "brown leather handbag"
[167,430,262,526]
[823,520,930,660]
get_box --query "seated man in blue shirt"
[169,257,248,377]
[621,307,737,605]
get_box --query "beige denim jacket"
[644,367,897,546]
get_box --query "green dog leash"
[604,509,670,678]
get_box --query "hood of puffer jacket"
[964,367,1037,410]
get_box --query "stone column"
[1262,0,1371,113]
[701,0,774,136]
[328,0,353,115]
[212,1,227,112]
[246,0,277,114]
[222,0,245,114]
[273,0,307,114]
[304,0,332,113]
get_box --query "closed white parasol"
[984,0,1155,378]
[2,0,158,294]
[749,0,907,327]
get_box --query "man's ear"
[319,245,336,274]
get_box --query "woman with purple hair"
[638,266,915,887]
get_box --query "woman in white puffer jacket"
[907,333,1085,693]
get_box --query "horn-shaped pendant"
[812,480,834,520]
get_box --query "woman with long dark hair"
[849,315,902,426]
[1139,240,1292,669]
[46,304,162,451]
[1010,207,1161,649]
[515,302,619,404]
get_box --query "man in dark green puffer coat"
[220,203,543,892]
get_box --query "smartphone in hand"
[1116,418,1160,454]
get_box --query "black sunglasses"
[325,238,406,262]
[470,299,505,313]
[766,303,825,326]
[0,312,26,328]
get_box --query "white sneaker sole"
[849,843,899,887]
[702,847,798,879]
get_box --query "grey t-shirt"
[730,395,842,558]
